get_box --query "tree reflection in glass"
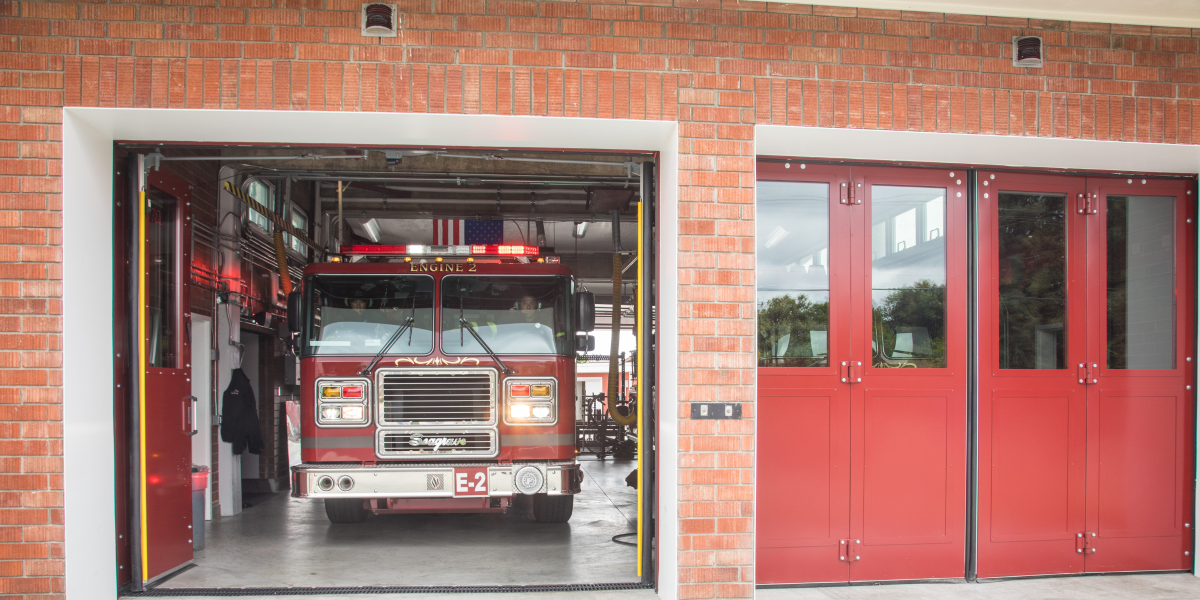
[756,181,830,367]
[871,186,947,368]
[997,192,1066,370]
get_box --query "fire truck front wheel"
[324,498,370,523]
[532,494,574,523]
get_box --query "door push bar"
[185,396,199,436]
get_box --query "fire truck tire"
[324,498,370,523]
[532,493,573,523]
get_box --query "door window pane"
[146,190,178,369]
[871,186,946,368]
[757,181,830,367]
[1107,195,1175,369]
[997,193,1067,370]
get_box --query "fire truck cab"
[287,244,595,524]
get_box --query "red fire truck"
[287,243,595,523]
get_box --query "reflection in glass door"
[870,186,947,369]
[758,181,831,368]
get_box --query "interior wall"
[190,316,213,521]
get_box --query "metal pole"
[337,181,344,252]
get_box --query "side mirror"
[575,291,596,332]
[575,334,596,353]
[286,291,302,334]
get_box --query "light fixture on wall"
[1012,36,1043,68]
[362,3,399,37]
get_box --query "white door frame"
[63,108,681,599]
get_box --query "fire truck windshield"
[441,275,573,356]
[301,274,435,356]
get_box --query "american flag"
[432,219,504,245]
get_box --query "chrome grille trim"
[376,428,499,459]
[375,368,497,426]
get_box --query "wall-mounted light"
[362,3,399,37]
[1012,36,1043,68]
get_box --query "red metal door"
[756,163,968,583]
[848,167,968,581]
[977,172,1194,577]
[141,168,195,582]
[757,163,853,584]
[1083,178,1194,572]
[977,172,1090,577]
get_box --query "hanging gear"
[220,368,265,455]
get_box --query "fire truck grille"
[378,430,498,458]
[377,369,496,426]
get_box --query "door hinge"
[852,183,861,204]
[840,361,863,384]
[1076,532,1096,554]
[839,539,861,562]
[1077,363,1098,385]
[1077,193,1099,215]
[840,182,849,205]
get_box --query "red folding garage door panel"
[1083,179,1195,573]
[978,389,1086,576]
[756,162,968,584]
[755,162,854,584]
[976,171,1091,578]
[850,388,965,581]
[756,385,850,584]
[1086,390,1189,571]
[978,172,1194,578]
[141,168,195,581]
[847,166,968,581]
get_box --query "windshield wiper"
[459,318,515,375]
[360,316,414,376]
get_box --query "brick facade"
[3,0,1200,597]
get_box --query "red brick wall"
[4,0,1200,597]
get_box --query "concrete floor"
[158,457,641,589]
[760,573,1200,600]
[144,574,1200,600]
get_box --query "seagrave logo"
[408,432,468,451]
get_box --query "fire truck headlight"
[316,378,371,427]
[505,379,557,425]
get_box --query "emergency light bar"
[343,244,540,257]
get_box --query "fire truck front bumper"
[291,461,582,499]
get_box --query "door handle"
[186,395,198,436]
